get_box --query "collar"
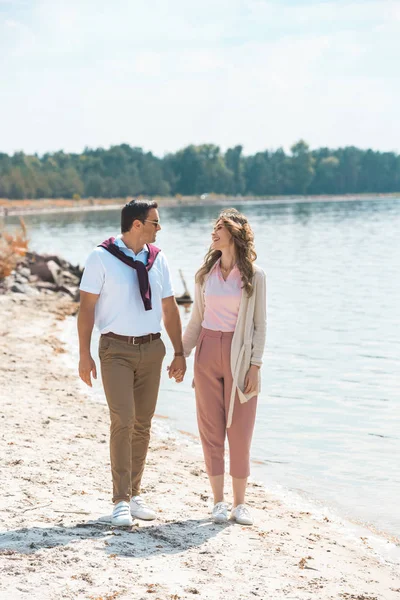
[115,236,149,257]
[214,257,238,274]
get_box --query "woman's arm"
[182,281,204,357]
[250,269,267,367]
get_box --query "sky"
[1,0,400,157]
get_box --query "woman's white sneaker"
[212,502,229,523]
[112,501,134,527]
[130,495,156,520]
[231,504,253,526]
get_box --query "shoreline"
[1,192,400,218]
[1,293,399,599]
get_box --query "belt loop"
[149,333,153,343]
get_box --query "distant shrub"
[72,193,81,201]
[0,218,29,279]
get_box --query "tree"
[0,142,398,199]
[288,140,315,195]
[225,145,245,194]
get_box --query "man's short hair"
[121,199,158,233]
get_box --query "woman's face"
[211,220,233,251]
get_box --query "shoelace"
[214,502,228,513]
[235,504,250,518]
[132,496,148,508]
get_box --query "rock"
[36,282,58,292]
[57,285,79,299]
[46,260,62,285]
[14,274,29,285]
[2,250,82,301]
[11,283,29,294]
[30,260,53,282]
[18,267,31,279]
[60,270,80,285]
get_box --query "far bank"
[1,192,400,218]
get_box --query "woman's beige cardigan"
[182,264,267,428]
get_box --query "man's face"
[141,208,161,243]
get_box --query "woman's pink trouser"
[194,328,257,479]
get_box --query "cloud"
[0,0,399,155]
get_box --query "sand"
[0,294,399,600]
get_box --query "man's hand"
[244,364,259,395]
[79,354,97,387]
[168,355,186,383]
[162,296,186,383]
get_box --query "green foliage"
[0,142,399,199]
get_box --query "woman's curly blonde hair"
[196,208,257,296]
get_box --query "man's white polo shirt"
[79,236,174,336]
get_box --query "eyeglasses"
[145,219,160,227]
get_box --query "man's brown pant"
[99,335,166,503]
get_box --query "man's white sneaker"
[112,501,134,527]
[212,502,229,523]
[130,496,156,521]
[230,504,253,526]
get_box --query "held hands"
[79,354,97,387]
[244,364,259,395]
[168,355,187,383]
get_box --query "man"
[78,199,186,526]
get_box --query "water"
[4,198,400,539]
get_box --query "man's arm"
[77,291,99,387]
[162,295,186,382]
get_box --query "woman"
[182,208,267,526]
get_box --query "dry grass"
[0,217,29,279]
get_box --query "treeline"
[1,141,400,199]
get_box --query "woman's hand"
[244,364,259,395]
[167,356,186,383]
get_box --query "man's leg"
[99,337,139,503]
[131,338,166,496]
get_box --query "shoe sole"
[213,516,228,523]
[112,520,134,527]
[130,513,156,521]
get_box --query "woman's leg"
[220,331,257,508]
[227,395,257,506]
[227,394,257,525]
[209,474,225,504]
[194,330,227,503]
[232,476,247,507]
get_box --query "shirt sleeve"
[160,253,175,299]
[79,250,105,295]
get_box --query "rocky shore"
[0,251,82,304]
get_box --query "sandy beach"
[0,293,399,600]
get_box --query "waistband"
[201,327,234,338]
[102,332,161,345]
